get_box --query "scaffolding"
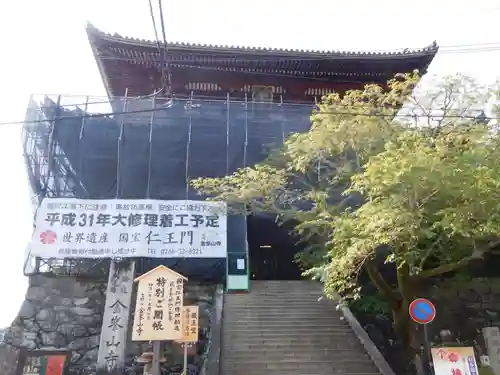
[22,93,314,280]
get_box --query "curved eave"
[86,25,115,99]
[86,22,439,62]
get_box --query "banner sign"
[431,347,479,375]
[31,198,227,259]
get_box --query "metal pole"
[423,324,433,375]
[185,92,193,199]
[79,96,89,197]
[183,343,188,375]
[46,95,62,197]
[225,92,230,175]
[116,88,128,198]
[146,96,156,199]
[152,341,161,375]
[243,93,248,167]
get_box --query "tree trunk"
[395,263,427,375]
[393,306,426,375]
[410,324,426,375]
[365,259,426,375]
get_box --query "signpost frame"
[409,298,436,375]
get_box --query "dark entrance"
[247,214,303,280]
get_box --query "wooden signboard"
[132,265,187,341]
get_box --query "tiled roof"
[86,23,438,59]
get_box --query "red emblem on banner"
[448,352,460,363]
[40,230,57,244]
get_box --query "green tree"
[192,72,500,374]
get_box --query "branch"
[365,260,399,306]
[417,240,500,278]
[418,233,445,270]
[418,254,479,278]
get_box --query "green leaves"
[192,73,500,302]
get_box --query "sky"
[0,0,499,326]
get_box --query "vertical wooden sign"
[179,306,199,343]
[96,261,136,371]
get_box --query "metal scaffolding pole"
[225,92,230,175]
[243,93,248,168]
[185,91,193,199]
[78,96,89,198]
[147,96,156,199]
[116,89,128,199]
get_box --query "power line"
[157,0,173,95]
[5,104,498,127]
[143,0,166,98]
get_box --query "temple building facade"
[5,24,438,375]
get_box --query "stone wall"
[427,278,500,350]
[354,278,500,375]
[1,274,222,375]
[0,344,20,375]
[4,274,106,374]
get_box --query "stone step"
[221,360,377,372]
[227,295,324,298]
[223,370,379,375]
[223,342,361,351]
[226,301,335,314]
[227,293,325,297]
[226,292,323,296]
[223,361,375,368]
[248,289,324,293]
[224,373,379,375]
[250,283,321,287]
[228,292,324,296]
[222,331,352,338]
[221,281,380,375]
[221,364,377,372]
[224,308,344,319]
[226,301,334,314]
[223,333,354,341]
[223,332,361,342]
[244,294,325,299]
[224,315,349,327]
[222,321,350,329]
[223,326,352,333]
[231,290,324,295]
[224,318,345,324]
[224,350,372,361]
[225,301,334,315]
[223,340,363,350]
[221,365,379,374]
[225,302,328,307]
[224,347,366,355]
[224,312,343,317]
[225,298,329,302]
[222,324,348,330]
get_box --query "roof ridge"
[85,22,439,57]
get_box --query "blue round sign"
[409,298,436,324]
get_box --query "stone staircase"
[220,280,382,375]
